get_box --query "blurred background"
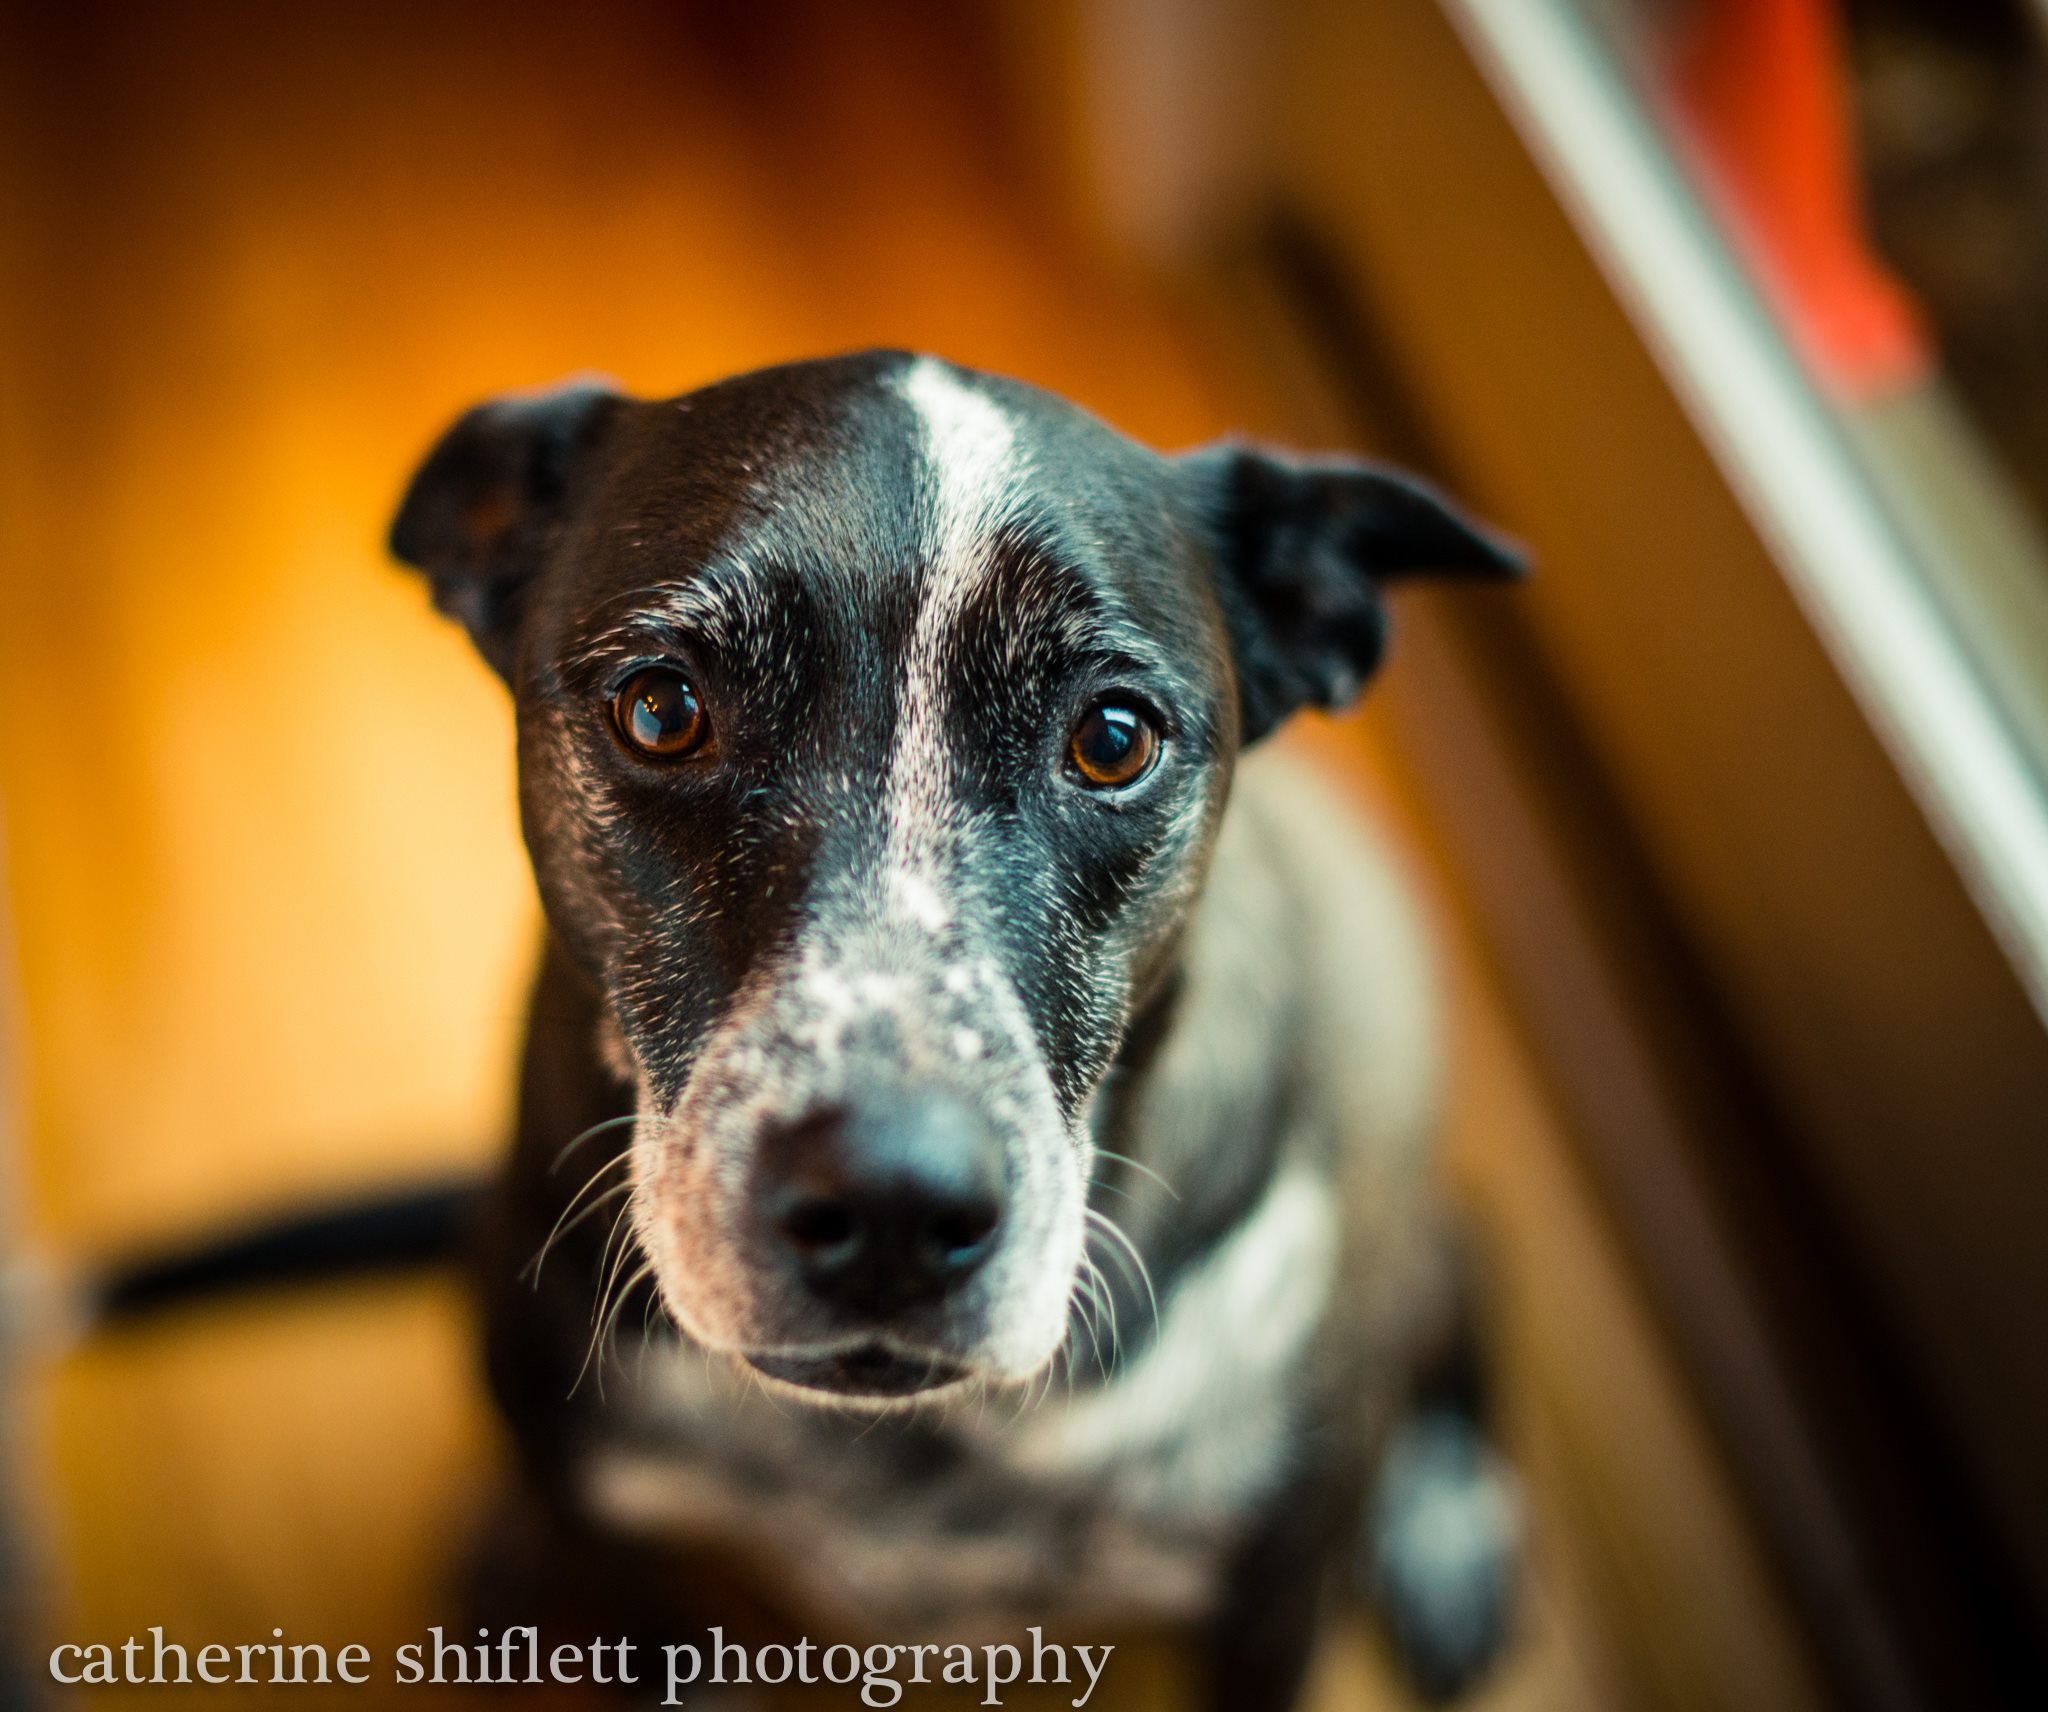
[4,0,2048,1706]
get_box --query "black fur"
[391,351,1523,1708]
[1182,444,1523,742]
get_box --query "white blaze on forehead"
[896,355,1023,583]
[878,358,1027,936]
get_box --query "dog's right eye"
[612,667,709,758]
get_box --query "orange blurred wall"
[0,0,1227,1253]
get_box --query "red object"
[1659,0,1932,401]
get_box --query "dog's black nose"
[761,1094,1005,1315]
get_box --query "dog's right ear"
[389,381,621,680]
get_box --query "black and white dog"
[390,351,1523,1709]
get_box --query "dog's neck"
[1076,768,1308,1358]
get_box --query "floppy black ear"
[1182,444,1524,744]
[388,380,621,680]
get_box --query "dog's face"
[393,352,1515,1405]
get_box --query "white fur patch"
[896,356,1021,592]
[1010,1165,1340,1515]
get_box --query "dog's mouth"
[744,1341,971,1402]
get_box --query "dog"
[389,350,1523,1709]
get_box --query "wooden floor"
[0,4,1799,1707]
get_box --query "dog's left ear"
[389,380,622,681]
[1181,445,1524,744]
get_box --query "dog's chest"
[582,1381,1233,1635]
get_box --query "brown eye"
[1067,701,1160,789]
[613,667,708,758]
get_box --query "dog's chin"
[742,1342,976,1409]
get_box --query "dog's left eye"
[1067,701,1161,789]
[613,667,710,758]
